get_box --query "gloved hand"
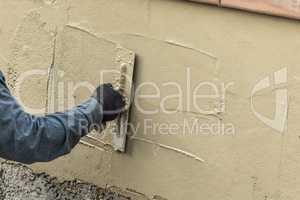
[92,84,125,122]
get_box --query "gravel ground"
[0,161,129,200]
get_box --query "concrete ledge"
[187,0,220,6]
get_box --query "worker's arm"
[0,71,124,164]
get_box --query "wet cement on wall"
[1,0,300,200]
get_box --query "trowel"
[111,47,135,152]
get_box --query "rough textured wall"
[0,0,300,200]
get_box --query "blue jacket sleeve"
[0,71,103,164]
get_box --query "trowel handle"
[113,63,130,111]
[114,63,127,92]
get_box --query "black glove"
[92,84,125,122]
